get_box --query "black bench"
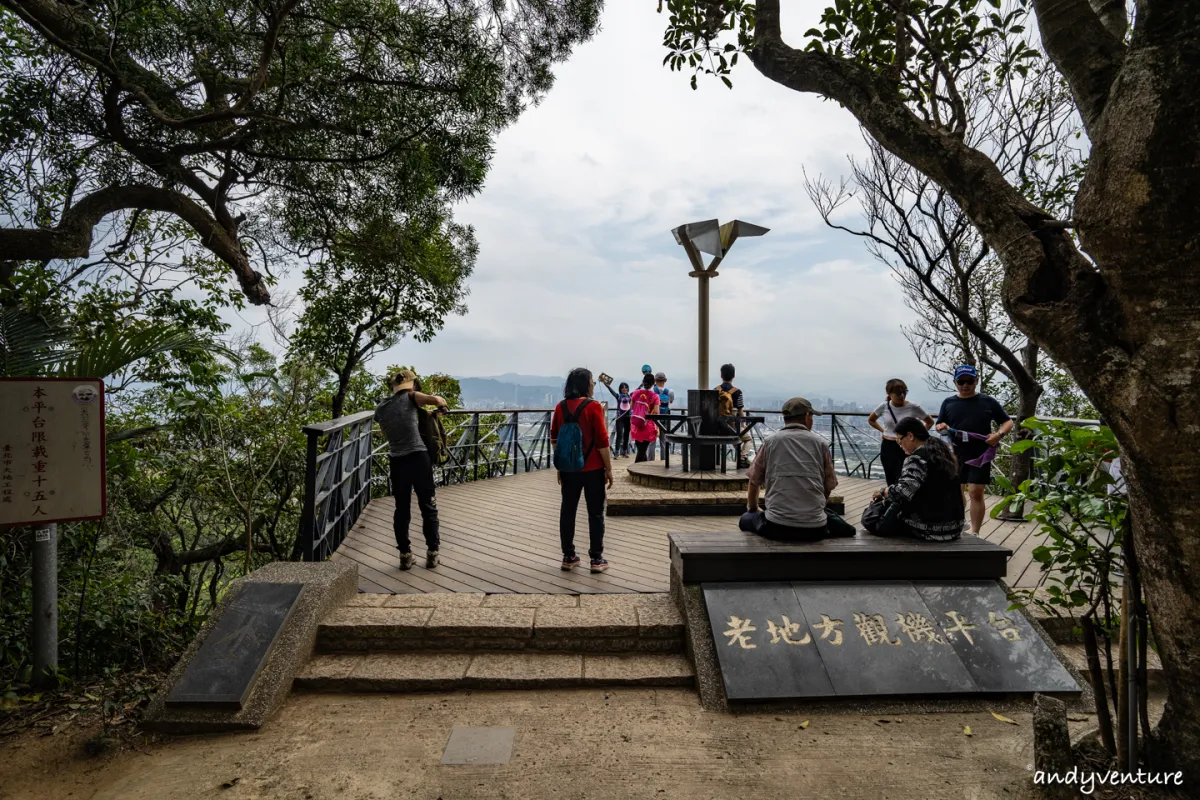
[669,531,1011,583]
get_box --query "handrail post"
[512,411,519,475]
[473,412,480,481]
[300,429,319,561]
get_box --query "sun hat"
[391,368,417,391]
[781,397,819,419]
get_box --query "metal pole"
[697,274,710,390]
[300,431,319,561]
[32,523,57,689]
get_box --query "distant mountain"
[478,373,566,387]
[457,377,561,408]
[455,373,885,411]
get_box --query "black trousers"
[739,510,829,541]
[880,438,906,486]
[389,451,440,553]
[559,469,606,560]
[614,415,631,455]
[634,440,651,462]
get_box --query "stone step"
[316,593,685,654]
[294,652,695,692]
[1058,643,1164,689]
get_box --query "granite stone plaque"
[703,583,835,700]
[791,581,979,697]
[915,581,1080,693]
[166,582,304,709]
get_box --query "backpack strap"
[574,398,595,464]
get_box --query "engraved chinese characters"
[703,581,1079,700]
[720,607,1016,650]
[0,379,105,525]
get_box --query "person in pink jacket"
[629,373,661,462]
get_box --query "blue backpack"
[553,399,593,472]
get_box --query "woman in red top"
[629,372,660,463]
[550,368,614,572]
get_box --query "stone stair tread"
[294,652,693,692]
[1058,642,1163,676]
[316,596,685,653]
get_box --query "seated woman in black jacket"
[869,417,965,541]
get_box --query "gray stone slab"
[343,593,391,607]
[533,606,638,638]
[426,607,535,638]
[441,727,516,766]
[383,593,486,608]
[141,561,357,734]
[636,604,685,638]
[790,581,979,697]
[702,583,836,701]
[166,582,303,710]
[914,581,1080,694]
[465,653,582,688]
[482,594,580,608]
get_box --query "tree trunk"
[331,364,355,419]
[1111,448,1200,774]
[710,0,1200,771]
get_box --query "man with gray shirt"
[739,396,851,540]
[375,369,449,570]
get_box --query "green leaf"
[56,325,238,380]
[1009,439,1038,454]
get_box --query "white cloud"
[235,4,937,406]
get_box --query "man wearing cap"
[935,364,1014,534]
[375,368,450,570]
[739,397,849,540]
[652,372,675,459]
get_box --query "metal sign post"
[32,523,57,688]
[0,378,106,689]
[671,219,768,389]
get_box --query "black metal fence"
[296,405,1100,561]
[298,411,376,562]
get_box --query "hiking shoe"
[399,552,415,571]
[426,550,440,569]
[561,555,581,570]
[737,459,751,470]
[590,558,609,573]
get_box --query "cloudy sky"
[248,3,932,406]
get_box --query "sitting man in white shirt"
[739,396,855,540]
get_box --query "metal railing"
[369,409,556,491]
[296,405,885,560]
[740,409,882,479]
[301,404,1095,560]
[298,411,376,562]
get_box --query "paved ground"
[2,687,1135,800]
[336,463,1052,594]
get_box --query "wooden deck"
[333,462,1051,594]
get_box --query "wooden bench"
[669,531,1011,583]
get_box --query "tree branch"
[749,0,1122,394]
[1031,0,1125,134]
[0,184,270,304]
[1089,0,1128,42]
